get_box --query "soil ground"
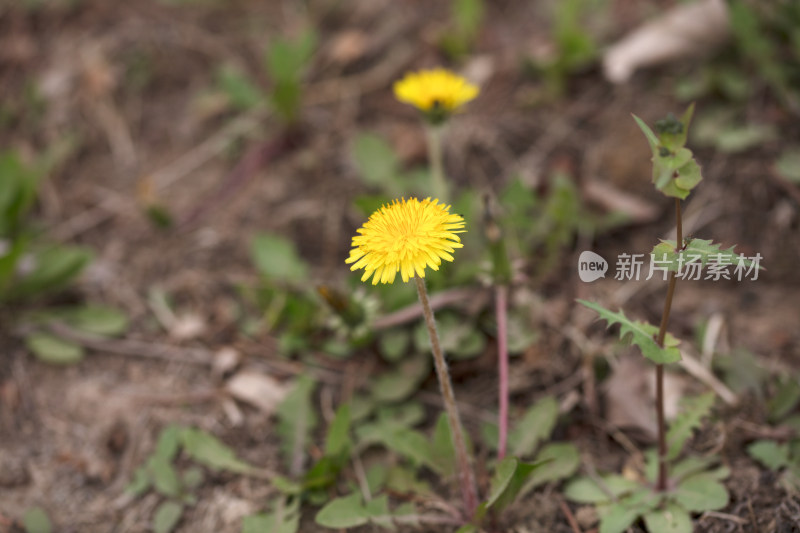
[1,1,799,532]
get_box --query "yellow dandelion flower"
[346,198,466,285]
[393,68,479,122]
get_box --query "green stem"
[426,125,449,201]
[654,198,682,491]
[414,275,478,518]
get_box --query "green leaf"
[378,329,411,362]
[315,493,369,528]
[670,455,718,481]
[768,377,800,422]
[155,425,182,462]
[180,427,253,474]
[153,501,183,533]
[351,133,401,194]
[578,300,681,364]
[147,454,181,497]
[524,442,580,489]
[325,404,351,457]
[126,466,151,496]
[643,503,693,533]
[251,233,309,283]
[598,503,640,533]
[181,466,204,490]
[509,396,559,457]
[430,413,457,477]
[413,314,485,360]
[63,305,129,336]
[385,465,433,496]
[632,114,659,150]
[25,333,84,365]
[9,246,92,301]
[665,392,715,461]
[453,0,484,37]
[216,65,263,110]
[748,440,791,471]
[276,376,318,474]
[776,148,800,183]
[674,473,729,512]
[22,507,52,533]
[486,457,543,511]
[599,490,662,533]
[371,356,429,403]
[564,475,639,503]
[265,29,317,83]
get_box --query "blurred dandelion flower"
[393,68,478,123]
[346,198,466,285]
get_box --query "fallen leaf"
[225,371,289,415]
[603,0,730,83]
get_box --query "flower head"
[346,198,466,285]
[393,68,479,123]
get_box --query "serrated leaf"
[180,427,253,474]
[22,507,52,533]
[153,501,183,533]
[578,300,681,364]
[643,503,693,533]
[251,233,309,282]
[674,473,729,512]
[509,396,559,457]
[25,333,84,365]
[650,238,756,275]
[666,392,715,461]
[748,440,791,471]
[277,375,318,475]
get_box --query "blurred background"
[1,0,799,531]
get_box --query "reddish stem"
[496,285,509,460]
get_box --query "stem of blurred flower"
[414,275,478,518]
[483,194,513,461]
[654,198,682,492]
[426,125,448,201]
[496,284,509,460]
